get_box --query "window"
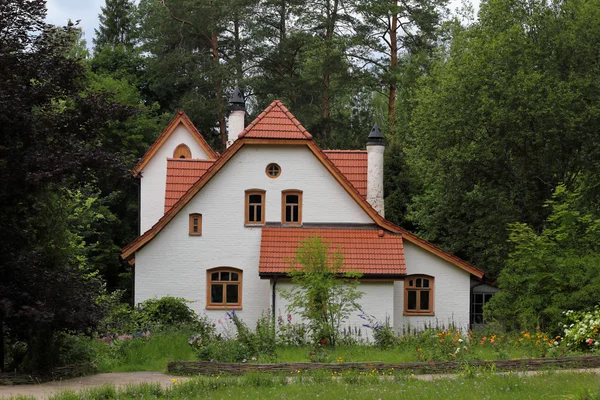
[265,163,281,178]
[207,268,242,308]
[282,190,302,225]
[174,144,191,159]
[189,213,202,236]
[245,190,265,225]
[470,292,494,325]
[404,275,434,315]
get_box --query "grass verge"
[5,370,600,400]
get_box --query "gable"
[134,111,217,174]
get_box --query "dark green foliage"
[140,297,197,326]
[486,181,600,332]
[99,296,198,335]
[404,0,600,277]
[94,0,136,50]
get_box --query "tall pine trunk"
[388,0,398,131]
[210,1,227,147]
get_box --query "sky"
[45,0,478,51]
[46,0,106,48]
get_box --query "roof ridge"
[323,149,367,153]
[166,158,215,162]
[238,100,313,140]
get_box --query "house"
[121,91,489,334]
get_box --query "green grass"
[20,371,600,400]
[94,328,197,372]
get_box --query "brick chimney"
[367,124,385,217]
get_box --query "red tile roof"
[238,100,313,140]
[323,150,367,198]
[259,227,406,275]
[165,158,214,212]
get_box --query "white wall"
[140,124,210,233]
[393,241,471,333]
[273,280,394,342]
[135,145,376,327]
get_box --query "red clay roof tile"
[238,100,313,140]
[165,158,214,212]
[323,150,367,198]
[259,227,406,275]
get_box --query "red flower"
[321,339,327,345]
[587,338,595,345]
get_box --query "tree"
[280,237,363,346]
[404,0,600,277]
[355,0,446,132]
[94,0,137,50]
[486,181,600,333]
[0,0,134,371]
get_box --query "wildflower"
[587,338,595,345]
[321,339,327,345]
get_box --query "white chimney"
[367,124,385,217]
[227,87,245,147]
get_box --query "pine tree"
[94,0,136,50]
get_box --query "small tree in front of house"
[280,237,363,347]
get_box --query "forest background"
[1,0,600,371]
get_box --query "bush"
[99,296,198,336]
[140,297,197,325]
[562,307,600,351]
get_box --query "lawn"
[93,326,575,373]
[5,371,600,400]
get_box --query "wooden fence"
[0,363,96,385]
[168,355,600,376]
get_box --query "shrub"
[562,307,600,351]
[99,296,198,336]
[140,297,197,325]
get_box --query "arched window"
[206,267,242,309]
[404,275,434,315]
[174,144,191,159]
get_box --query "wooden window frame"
[404,275,434,316]
[245,189,265,226]
[265,163,281,178]
[189,213,202,236]
[206,267,242,309]
[281,190,302,226]
[174,143,192,159]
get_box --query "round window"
[266,163,281,178]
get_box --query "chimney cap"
[228,87,245,111]
[367,124,385,146]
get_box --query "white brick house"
[122,93,486,333]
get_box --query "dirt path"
[0,372,189,399]
[2,368,600,399]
